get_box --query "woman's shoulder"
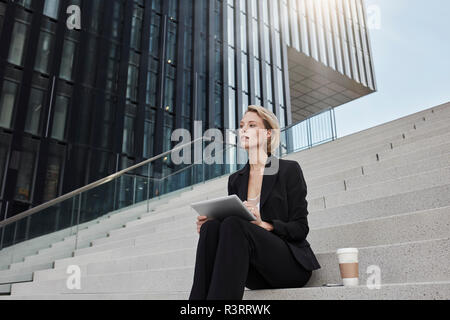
[227,165,247,184]
[278,158,303,172]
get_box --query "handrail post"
[146,164,151,213]
[202,140,205,184]
[74,194,82,251]
[307,118,312,149]
[132,174,137,205]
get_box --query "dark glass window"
[0,134,11,194]
[183,30,192,69]
[43,0,60,19]
[152,0,161,14]
[24,87,45,135]
[168,0,178,20]
[126,52,140,102]
[42,143,64,202]
[164,65,176,110]
[0,3,5,35]
[51,95,69,141]
[228,87,236,129]
[35,30,55,74]
[215,83,223,128]
[83,36,97,86]
[215,41,222,82]
[73,89,92,145]
[130,4,144,51]
[0,80,19,129]
[111,0,123,39]
[122,104,136,154]
[146,57,158,107]
[15,0,32,9]
[89,0,103,33]
[163,113,173,153]
[60,38,77,81]
[182,71,192,118]
[106,44,120,93]
[149,14,161,56]
[166,20,177,64]
[143,107,155,158]
[14,138,39,203]
[98,98,115,150]
[8,21,29,67]
[242,52,248,93]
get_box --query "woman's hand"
[243,201,274,232]
[196,215,209,234]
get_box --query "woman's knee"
[221,216,245,230]
[200,219,220,234]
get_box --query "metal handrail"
[280,107,334,133]
[0,136,222,228]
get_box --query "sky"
[334,0,450,138]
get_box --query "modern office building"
[0,0,376,220]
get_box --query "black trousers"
[189,216,312,300]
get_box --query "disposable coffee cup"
[336,248,359,287]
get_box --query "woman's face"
[239,111,270,152]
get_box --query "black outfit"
[189,156,321,300]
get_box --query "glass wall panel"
[35,30,55,74]
[8,21,29,66]
[24,87,45,135]
[42,143,64,202]
[0,80,18,129]
[51,95,69,140]
[0,134,11,192]
[60,39,77,81]
[14,138,39,203]
[43,0,60,19]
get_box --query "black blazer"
[227,156,321,271]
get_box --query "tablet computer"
[190,194,257,221]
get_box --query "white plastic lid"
[336,248,358,255]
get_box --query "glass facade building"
[0,0,375,220]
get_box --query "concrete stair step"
[3,281,450,300]
[96,216,195,246]
[3,281,449,299]
[0,262,53,285]
[244,281,450,300]
[8,251,72,272]
[303,139,450,182]
[0,284,11,295]
[310,183,450,228]
[298,130,450,175]
[309,166,450,210]
[309,161,450,200]
[308,206,450,250]
[305,140,450,185]
[0,221,96,269]
[342,153,450,190]
[296,114,450,168]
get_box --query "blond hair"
[246,105,280,155]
